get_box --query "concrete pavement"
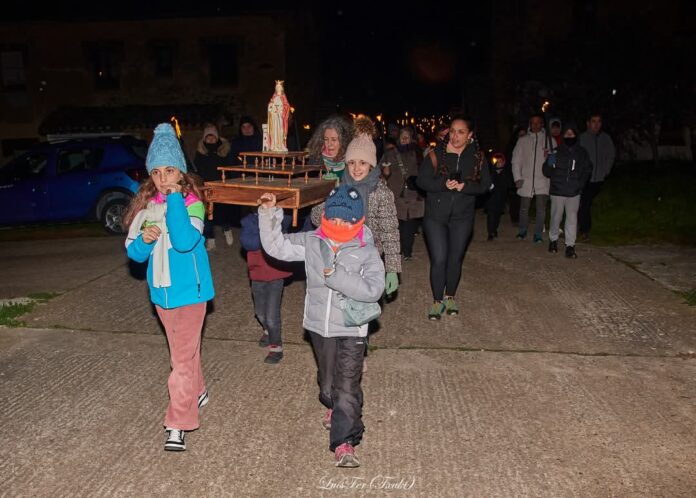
[1,213,695,497]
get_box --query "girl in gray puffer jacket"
[258,184,385,468]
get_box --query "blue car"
[0,136,148,234]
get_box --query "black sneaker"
[548,240,558,253]
[258,332,270,348]
[565,246,578,259]
[264,345,284,364]
[164,428,186,451]
[198,390,209,409]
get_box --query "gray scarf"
[342,166,381,215]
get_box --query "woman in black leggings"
[417,115,491,320]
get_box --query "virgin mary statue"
[267,80,290,152]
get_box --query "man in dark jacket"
[543,122,592,258]
[578,112,615,241]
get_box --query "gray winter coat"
[579,131,616,183]
[259,206,385,338]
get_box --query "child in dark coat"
[239,211,293,363]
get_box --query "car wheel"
[101,198,129,234]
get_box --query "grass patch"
[0,293,59,327]
[0,301,36,327]
[676,289,696,306]
[0,222,107,242]
[590,161,696,246]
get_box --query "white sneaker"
[223,229,234,247]
[198,390,209,409]
[205,238,216,251]
[164,428,186,451]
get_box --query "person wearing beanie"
[258,185,385,468]
[229,115,263,165]
[543,122,592,259]
[307,115,353,180]
[417,115,492,320]
[194,122,235,250]
[311,115,401,296]
[380,126,425,261]
[124,122,215,452]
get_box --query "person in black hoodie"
[542,122,592,259]
[417,115,492,320]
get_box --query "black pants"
[508,190,520,224]
[251,279,284,347]
[578,181,603,234]
[486,187,507,236]
[399,218,420,258]
[423,214,474,301]
[309,332,365,451]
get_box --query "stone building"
[0,12,318,160]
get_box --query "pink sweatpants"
[156,302,206,431]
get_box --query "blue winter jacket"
[126,192,214,309]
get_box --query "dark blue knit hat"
[146,123,187,173]
[324,184,364,223]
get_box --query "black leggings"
[423,215,474,301]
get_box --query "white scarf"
[127,201,171,288]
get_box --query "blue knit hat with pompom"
[146,123,187,173]
[324,184,364,223]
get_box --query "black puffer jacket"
[417,143,491,221]
[542,136,592,197]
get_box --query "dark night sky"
[5,1,487,117]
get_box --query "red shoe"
[322,408,333,430]
[335,443,360,467]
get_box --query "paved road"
[1,214,695,497]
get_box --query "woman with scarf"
[311,115,401,296]
[307,115,353,181]
[379,126,425,261]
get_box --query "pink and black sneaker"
[334,443,359,467]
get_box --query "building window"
[208,42,238,87]
[1,50,26,91]
[85,42,123,90]
[150,41,175,79]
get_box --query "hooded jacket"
[542,125,592,197]
[511,128,552,197]
[259,206,385,338]
[126,192,215,309]
[194,138,231,182]
[579,129,616,183]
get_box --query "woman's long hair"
[434,114,484,182]
[306,115,353,160]
[123,172,205,228]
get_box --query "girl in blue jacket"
[124,123,215,452]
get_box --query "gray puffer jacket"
[259,206,385,338]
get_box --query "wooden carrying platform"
[204,152,334,226]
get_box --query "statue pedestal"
[203,152,335,226]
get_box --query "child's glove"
[385,272,399,296]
